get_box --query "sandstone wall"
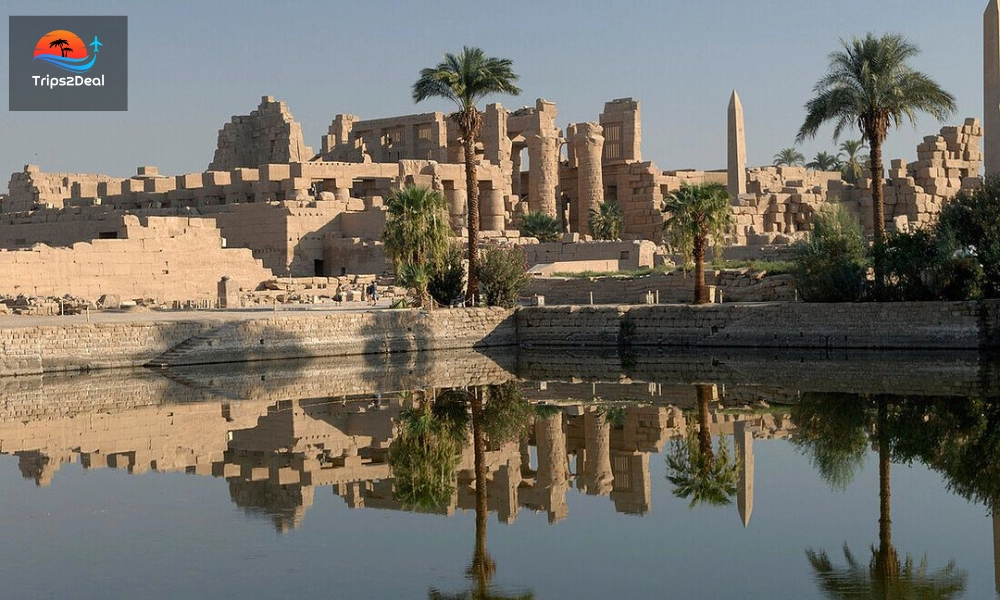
[4,164,124,213]
[0,307,516,376]
[517,301,997,350]
[0,215,271,303]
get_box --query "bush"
[428,243,466,306]
[477,243,530,308]
[872,228,984,301]
[871,229,939,301]
[794,203,867,302]
[589,201,623,240]
[519,211,561,243]
[938,178,1000,298]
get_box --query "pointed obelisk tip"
[990,0,999,14]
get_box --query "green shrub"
[428,243,466,306]
[519,211,561,243]
[589,200,623,240]
[477,243,530,308]
[794,203,867,302]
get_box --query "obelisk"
[986,0,1000,175]
[728,90,747,198]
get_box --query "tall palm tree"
[773,147,805,166]
[837,139,869,184]
[797,33,955,244]
[413,48,521,305]
[665,384,740,507]
[807,151,840,172]
[382,185,452,306]
[662,182,733,304]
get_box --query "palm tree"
[797,33,955,244]
[48,38,69,56]
[662,182,733,304]
[382,185,452,307]
[807,151,840,171]
[413,48,521,305]
[773,147,805,166]
[837,139,868,184]
[587,200,623,240]
[665,384,740,507]
[519,211,561,243]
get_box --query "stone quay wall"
[3,301,1000,377]
[0,308,515,376]
[517,301,1000,350]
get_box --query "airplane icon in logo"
[89,36,102,53]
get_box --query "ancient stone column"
[511,145,523,199]
[535,412,569,523]
[580,409,613,496]
[527,134,560,217]
[728,90,747,197]
[987,1,1000,176]
[480,186,505,232]
[571,123,605,235]
[735,419,755,528]
[446,183,467,233]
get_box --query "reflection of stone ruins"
[0,93,983,304]
[0,359,788,533]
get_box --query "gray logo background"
[9,16,128,111]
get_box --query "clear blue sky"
[0,0,986,188]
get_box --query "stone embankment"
[2,301,1000,377]
[517,301,1000,350]
[0,308,515,376]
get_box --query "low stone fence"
[523,271,796,305]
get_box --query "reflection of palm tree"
[48,39,71,57]
[665,384,740,507]
[389,392,464,511]
[803,396,967,598]
[429,385,534,600]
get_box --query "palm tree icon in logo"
[48,38,72,57]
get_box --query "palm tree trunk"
[463,132,480,305]
[869,134,886,243]
[869,133,886,298]
[693,234,708,304]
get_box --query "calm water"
[0,349,997,599]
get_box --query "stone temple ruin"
[0,87,985,305]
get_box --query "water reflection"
[5,349,1000,597]
[794,394,970,597]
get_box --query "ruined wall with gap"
[209,96,314,171]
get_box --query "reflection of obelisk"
[986,0,1000,175]
[735,420,755,527]
[728,90,747,198]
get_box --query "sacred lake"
[0,348,996,599]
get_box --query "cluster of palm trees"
[773,140,869,183]
[413,28,954,306]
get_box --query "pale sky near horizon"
[0,0,987,191]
